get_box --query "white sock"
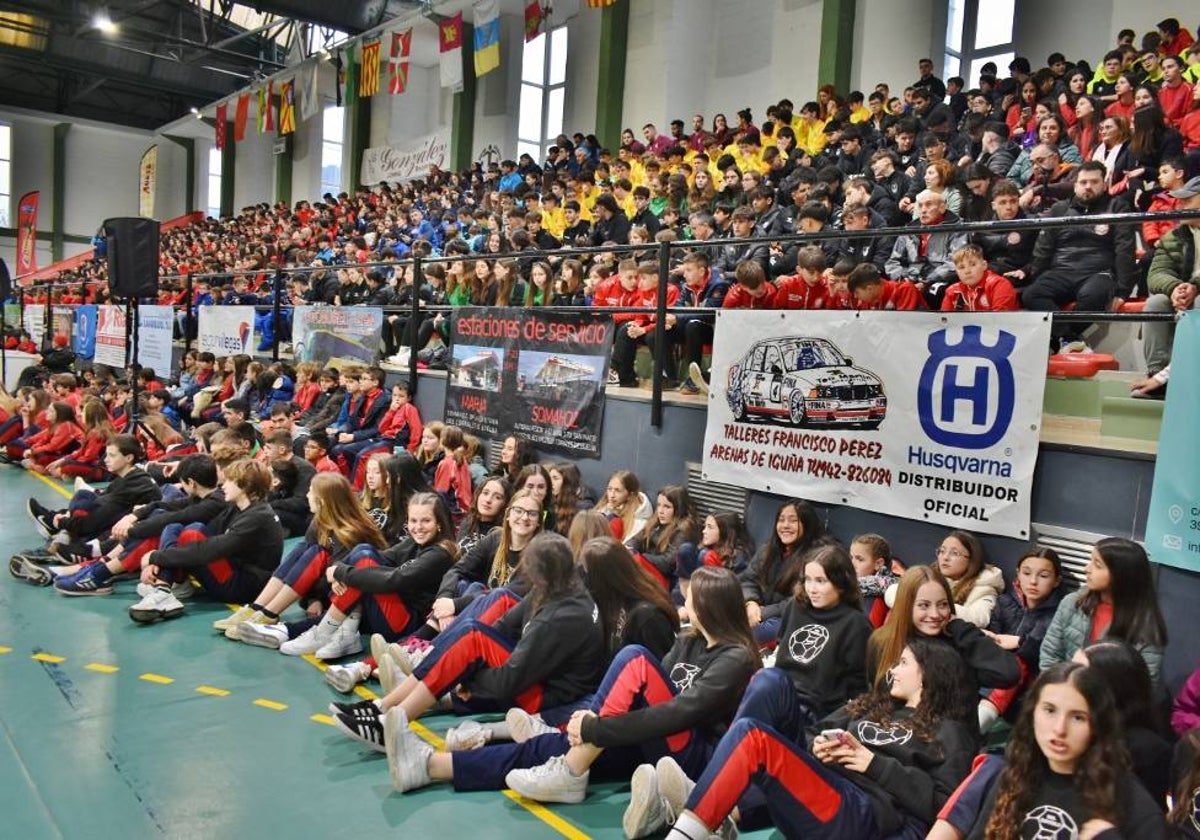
[320,614,343,629]
[667,812,709,840]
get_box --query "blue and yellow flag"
[473,0,500,77]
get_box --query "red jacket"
[1143,194,1179,248]
[775,275,833,310]
[592,277,641,323]
[940,271,1020,312]
[638,283,680,329]
[434,455,473,513]
[1158,81,1193,127]
[723,283,779,309]
[857,280,927,311]
[378,402,423,452]
[71,430,108,464]
[293,382,321,412]
[1181,108,1200,152]
[27,422,83,457]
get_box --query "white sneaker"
[444,719,494,752]
[314,612,362,660]
[384,707,433,792]
[377,655,402,695]
[129,586,186,624]
[279,620,335,656]
[213,605,256,632]
[655,756,695,827]
[396,645,431,676]
[135,580,196,600]
[505,755,588,804]
[237,621,290,649]
[506,707,558,743]
[624,763,666,839]
[325,661,372,693]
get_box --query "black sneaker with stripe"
[331,711,386,752]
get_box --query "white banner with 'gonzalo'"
[701,310,1052,538]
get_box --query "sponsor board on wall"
[94,304,128,367]
[197,305,256,356]
[443,307,614,458]
[360,131,451,184]
[137,305,175,376]
[701,310,1051,538]
[1146,314,1200,572]
[292,306,384,369]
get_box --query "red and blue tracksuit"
[329,539,455,640]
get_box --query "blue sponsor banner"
[74,304,97,359]
[1146,314,1200,571]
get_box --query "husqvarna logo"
[917,326,1016,449]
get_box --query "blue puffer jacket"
[1039,589,1163,684]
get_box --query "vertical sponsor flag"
[138,146,157,218]
[359,38,381,97]
[15,191,38,275]
[439,11,464,91]
[473,0,501,77]
[524,1,544,41]
[342,46,358,106]
[278,78,296,135]
[234,92,250,142]
[1146,315,1200,571]
[215,102,227,150]
[388,28,412,94]
[300,61,321,121]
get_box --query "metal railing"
[13,207,1200,431]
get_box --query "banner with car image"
[292,305,385,370]
[443,307,614,458]
[701,310,1051,538]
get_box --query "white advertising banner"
[197,305,255,357]
[22,304,45,347]
[701,311,1052,538]
[360,131,451,185]
[94,304,128,368]
[136,305,175,376]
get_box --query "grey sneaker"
[128,586,186,624]
[505,755,588,804]
[384,707,433,792]
[624,763,666,839]
[506,707,558,743]
[444,719,493,752]
[656,756,696,826]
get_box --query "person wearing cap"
[1133,175,1200,397]
[589,193,631,246]
[912,57,947,102]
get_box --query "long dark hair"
[1079,639,1156,732]
[795,541,861,610]
[550,462,585,535]
[459,476,510,539]
[1080,537,1167,648]
[845,636,971,746]
[1129,103,1167,161]
[1170,731,1200,828]
[405,491,460,560]
[577,537,679,654]
[985,663,1127,840]
[519,532,587,617]
[756,499,825,598]
[687,566,760,671]
[649,485,699,554]
[705,511,754,568]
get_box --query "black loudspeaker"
[104,217,160,298]
[0,257,10,302]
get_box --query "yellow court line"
[139,673,174,684]
[29,471,72,500]
[31,652,65,663]
[196,685,230,697]
[254,698,288,711]
[310,713,335,726]
[0,646,12,655]
[295,651,587,839]
[85,663,119,673]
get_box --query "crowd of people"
[3,15,1200,839]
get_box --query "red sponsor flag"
[524,1,544,41]
[388,28,412,94]
[215,102,227,149]
[234,93,250,142]
[16,191,39,275]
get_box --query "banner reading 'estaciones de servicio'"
[443,307,614,458]
[701,310,1051,538]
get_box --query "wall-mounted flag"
[360,38,381,97]
[389,28,412,94]
[439,11,464,91]
[473,0,500,77]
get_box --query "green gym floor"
[0,468,646,840]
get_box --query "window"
[0,123,10,227]
[944,0,1015,87]
[206,145,221,219]
[321,106,344,197]
[517,27,567,162]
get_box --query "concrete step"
[1043,377,1101,418]
[1099,395,1164,441]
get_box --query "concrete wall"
[1014,0,1193,70]
[853,0,940,93]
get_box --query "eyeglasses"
[510,507,540,520]
[936,547,967,559]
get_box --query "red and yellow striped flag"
[359,38,381,97]
[278,79,295,135]
[585,0,617,7]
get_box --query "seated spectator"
[1131,175,1200,398]
[776,246,835,309]
[837,205,894,272]
[713,207,770,277]
[610,261,679,389]
[977,121,1020,177]
[848,263,927,311]
[973,179,1038,284]
[884,190,968,307]
[1018,143,1079,212]
[1020,161,1136,352]
[941,244,1020,311]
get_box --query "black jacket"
[333,538,455,622]
[1029,193,1137,296]
[775,599,872,718]
[127,489,228,541]
[987,583,1072,671]
[153,500,283,574]
[437,530,528,613]
[63,468,162,539]
[973,209,1039,277]
[591,210,631,246]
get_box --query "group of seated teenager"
[8,345,1200,839]
[13,14,1200,393]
